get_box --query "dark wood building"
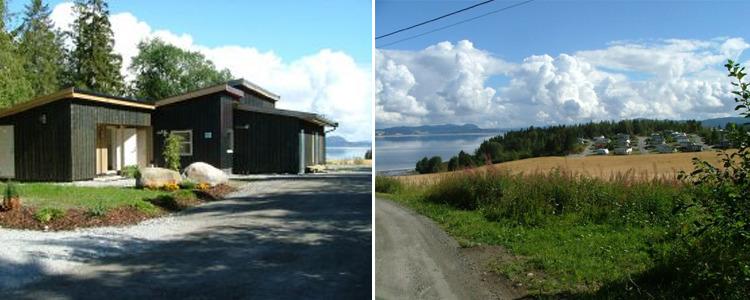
[0,79,337,182]
[0,88,153,181]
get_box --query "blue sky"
[375,0,750,128]
[10,0,372,63]
[6,0,373,141]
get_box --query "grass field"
[0,182,169,210]
[398,151,727,185]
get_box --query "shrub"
[179,180,197,190]
[86,201,108,217]
[120,165,141,179]
[375,176,402,194]
[424,170,505,210]
[163,132,183,171]
[34,208,65,223]
[364,149,372,159]
[131,201,159,215]
[3,180,21,211]
[4,180,19,199]
[162,181,180,192]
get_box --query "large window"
[171,130,193,156]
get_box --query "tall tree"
[17,0,64,96]
[68,0,123,94]
[0,0,33,108]
[129,38,233,100]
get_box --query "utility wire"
[377,0,536,48]
[376,0,497,40]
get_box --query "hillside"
[326,135,371,147]
[700,117,747,128]
[376,123,501,136]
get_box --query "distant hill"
[376,124,501,136]
[701,117,748,128]
[326,136,371,147]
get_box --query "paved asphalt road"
[376,198,516,300]
[0,173,372,300]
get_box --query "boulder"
[138,167,182,188]
[184,162,228,186]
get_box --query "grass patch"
[0,182,170,210]
[377,171,690,297]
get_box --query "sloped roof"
[227,78,280,102]
[155,84,244,107]
[235,103,337,127]
[0,87,154,119]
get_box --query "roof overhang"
[228,79,280,102]
[155,84,245,107]
[0,87,154,119]
[235,103,338,127]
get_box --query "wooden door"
[0,126,14,178]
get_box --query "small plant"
[163,133,183,171]
[131,201,159,215]
[179,180,196,190]
[86,201,108,218]
[162,181,180,192]
[34,207,64,223]
[120,165,141,179]
[2,180,21,211]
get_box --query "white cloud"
[50,2,371,141]
[376,38,749,129]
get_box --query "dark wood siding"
[153,94,232,170]
[302,121,326,166]
[0,100,72,181]
[233,109,300,174]
[238,92,275,109]
[69,100,151,181]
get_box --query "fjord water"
[375,133,502,173]
[328,147,371,160]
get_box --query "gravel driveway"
[0,173,372,300]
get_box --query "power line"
[376,0,497,40]
[377,0,536,48]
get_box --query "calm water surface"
[375,133,503,172]
[327,147,370,160]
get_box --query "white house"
[614,147,632,155]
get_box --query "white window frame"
[171,130,193,156]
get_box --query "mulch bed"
[0,206,162,231]
[0,184,239,231]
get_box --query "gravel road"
[0,173,371,300]
[376,198,517,300]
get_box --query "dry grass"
[398,151,731,185]
[327,158,373,166]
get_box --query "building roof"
[0,87,154,119]
[155,84,244,107]
[227,78,280,102]
[235,103,337,127]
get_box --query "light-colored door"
[96,126,109,174]
[122,128,138,168]
[0,126,15,178]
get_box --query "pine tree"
[17,0,64,97]
[68,0,124,95]
[0,0,34,109]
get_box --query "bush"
[424,170,505,211]
[163,133,183,171]
[3,180,21,210]
[120,165,140,179]
[34,207,65,223]
[364,149,372,159]
[375,176,402,194]
[131,201,159,215]
[86,201,108,217]
[179,180,196,190]
[162,181,180,192]
[4,180,19,199]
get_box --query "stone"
[138,167,182,188]
[184,162,228,186]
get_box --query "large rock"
[138,167,182,188]
[184,162,228,186]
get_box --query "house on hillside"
[594,148,609,155]
[615,133,630,148]
[614,147,632,155]
[649,133,664,145]
[655,144,674,153]
[593,136,610,148]
[0,79,337,181]
[682,143,703,152]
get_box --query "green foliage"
[86,200,107,217]
[375,176,402,194]
[0,0,34,109]
[129,38,232,100]
[67,0,124,94]
[163,132,183,171]
[3,180,18,199]
[34,207,64,223]
[179,179,196,190]
[120,165,140,179]
[16,0,65,97]
[364,149,372,159]
[663,59,750,298]
[130,201,158,215]
[415,156,447,174]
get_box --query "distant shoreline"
[376,132,503,138]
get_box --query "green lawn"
[0,182,169,210]
[379,190,674,296]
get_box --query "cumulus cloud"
[376,38,749,129]
[50,2,371,141]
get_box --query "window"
[171,130,193,156]
[227,129,234,153]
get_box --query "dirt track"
[376,198,519,300]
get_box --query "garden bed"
[0,183,238,231]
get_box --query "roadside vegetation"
[380,60,750,298]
